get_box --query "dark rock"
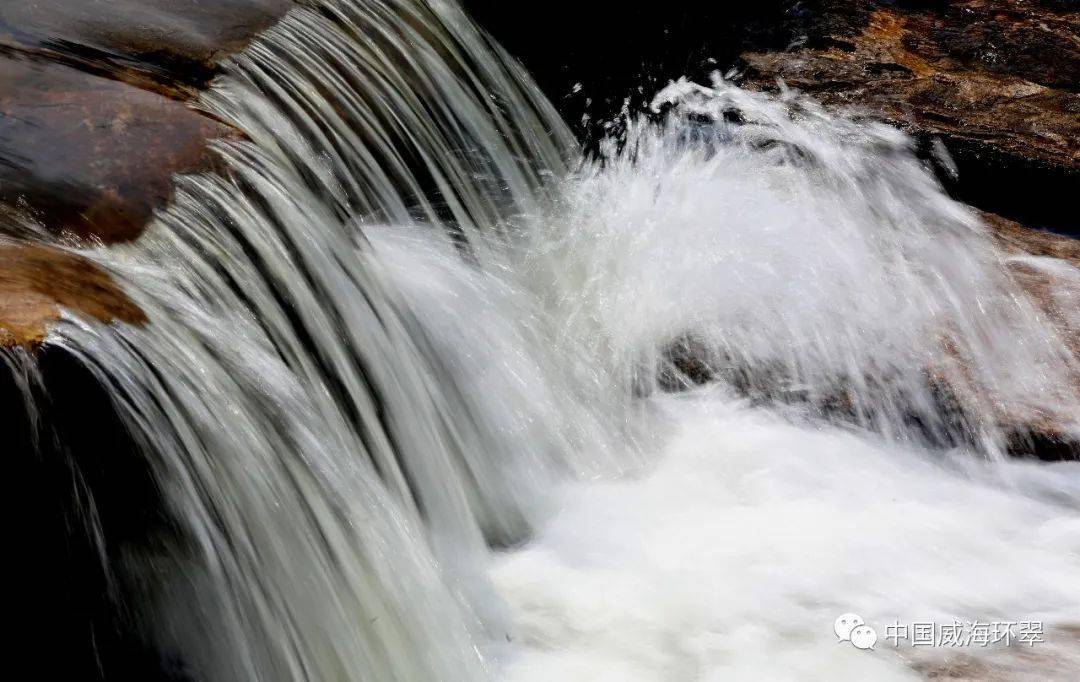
[922,0,1080,92]
[657,336,714,392]
[0,0,294,99]
[0,55,240,243]
[739,1,1080,235]
[0,0,294,347]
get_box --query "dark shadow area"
[4,347,188,681]
[464,1,799,142]
[925,137,1079,238]
[469,1,1077,237]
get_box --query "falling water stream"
[26,0,1080,680]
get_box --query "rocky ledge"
[735,0,1079,458]
[0,244,147,346]
[0,0,294,348]
[740,0,1078,233]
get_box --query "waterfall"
[48,1,589,679]
[20,0,1080,680]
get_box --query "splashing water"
[22,1,1080,681]
[491,75,1080,681]
[524,77,1080,451]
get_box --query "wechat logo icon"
[835,613,877,650]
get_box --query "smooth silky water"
[25,1,1080,680]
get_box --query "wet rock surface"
[0,56,239,242]
[0,0,293,98]
[0,243,147,346]
[730,0,1080,458]
[0,0,294,347]
[739,0,1079,234]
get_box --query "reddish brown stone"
[0,54,240,243]
[0,0,294,98]
[741,6,1080,176]
[0,243,145,347]
[0,1,296,347]
[736,1,1080,457]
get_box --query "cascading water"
[52,1,592,679]
[19,0,1080,680]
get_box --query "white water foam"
[489,78,1080,680]
[493,389,1080,680]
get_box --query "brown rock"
[917,0,1080,93]
[0,54,240,243]
[741,5,1080,175]
[984,210,1080,371]
[985,210,1080,265]
[735,1,1080,457]
[740,1,1079,235]
[0,1,295,347]
[0,0,295,247]
[0,0,294,99]
[0,243,145,347]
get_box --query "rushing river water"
[33,0,1080,679]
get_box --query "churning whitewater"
[33,0,1080,680]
